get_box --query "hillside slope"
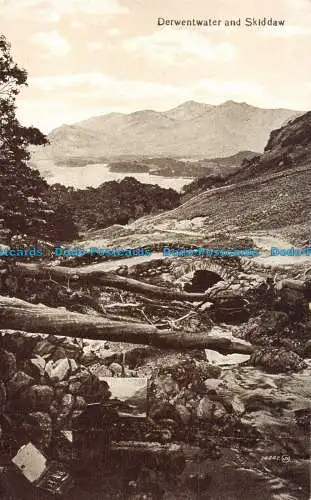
[227,111,311,184]
[32,101,298,161]
[121,111,311,242]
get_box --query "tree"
[0,35,77,243]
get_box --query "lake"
[36,161,193,191]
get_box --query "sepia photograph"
[0,0,310,498]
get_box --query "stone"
[109,363,123,377]
[204,378,223,392]
[55,393,75,428]
[249,347,306,373]
[19,385,54,411]
[260,310,290,333]
[197,397,214,419]
[0,349,17,382]
[52,347,68,361]
[174,404,191,424]
[1,334,36,362]
[74,396,86,411]
[69,359,78,373]
[33,340,55,358]
[45,358,70,381]
[80,351,99,366]
[89,363,113,378]
[25,356,46,378]
[68,380,82,395]
[0,381,6,414]
[124,346,156,368]
[59,339,82,360]
[6,371,34,397]
[21,412,52,450]
[303,339,311,357]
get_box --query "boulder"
[249,347,306,373]
[45,358,70,381]
[174,404,191,425]
[88,363,113,378]
[6,371,34,397]
[1,333,36,362]
[21,412,53,450]
[55,393,75,429]
[303,339,311,357]
[0,349,17,382]
[109,363,123,377]
[0,381,6,414]
[33,340,55,358]
[19,385,54,411]
[25,356,46,378]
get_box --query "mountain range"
[32,100,300,162]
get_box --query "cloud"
[2,0,128,22]
[28,72,264,111]
[87,41,104,51]
[195,79,263,95]
[107,28,120,36]
[30,72,110,90]
[30,72,183,99]
[124,29,237,64]
[32,30,71,57]
[259,25,311,37]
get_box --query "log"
[15,263,209,302]
[0,295,253,354]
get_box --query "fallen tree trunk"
[15,263,209,302]
[0,296,253,354]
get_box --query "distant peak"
[168,100,211,110]
[220,100,251,107]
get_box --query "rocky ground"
[0,245,310,499]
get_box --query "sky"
[1,0,311,132]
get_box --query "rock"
[49,400,59,418]
[204,379,223,392]
[25,356,46,378]
[304,339,311,357]
[33,340,55,358]
[249,347,306,373]
[22,412,52,450]
[280,460,310,489]
[231,395,245,415]
[197,397,214,419]
[0,381,6,413]
[81,345,119,366]
[260,310,290,333]
[89,363,113,378]
[197,397,227,420]
[74,396,86,410]
[69,359,78,373]
[6,371,34,397]
[174,404,191,424]
[1,334,36,362]
[52,347,68,361]
[123,346,157,368]
[55,393,75,429]
[109,363,123,377]
[19,385,54,411]
[45,358,70,381]
[78,374,110,403]
[278,288,308,321]
[0,349,16,382]
[58,339,82,360]
[68,380,82,395]
[80,351,99,366]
